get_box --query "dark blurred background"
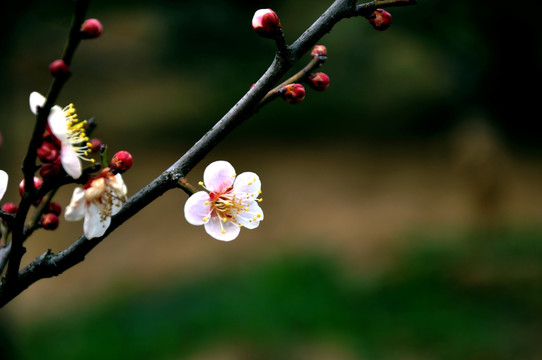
[1,0,542,359]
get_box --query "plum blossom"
[184,160,264,241]
[64,169,127,239]
[0,170,8,201]
[29,92,94,179]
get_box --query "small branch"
[177,178,198,196]
[355,0,417,16]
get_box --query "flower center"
[63,103,94,163]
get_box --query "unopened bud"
[37,141,60,163]
[39,159,62,181]
[47,201,62,216]
[41,213,59,230]
[81,18,103,39]
[308,72,330,91]
[89,138,102,153]
[279,83,306,104]
[252,9,282,39]
[19,177,43,197]
[311,45,327,58]
[49,59,70,77]
[368,9,392,31]
[110,150,133,173]
[1,203,18,214]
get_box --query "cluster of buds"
[278,84,306,104]
[40,201,62,230]
[48,19,103,79]
[367,9,392,31]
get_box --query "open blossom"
[0,170,7,201]
[184,161,264,241]
[64,169,127,239]
[29,92,94,179]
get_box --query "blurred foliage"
[1,0,541,154]
[5,227,542,359]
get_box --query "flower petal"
[60,143,82,179]
[184,191,212,225]
[204,215,241,241]
[29,92,46,115]
[0,170,8,200]
[234,201,264,230]
[84,203,110,239]
[233,171,261,199]
[47,106,68,142]
[64,187,86,221]
[203,160,236,192]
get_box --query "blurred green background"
[1,0,542,359]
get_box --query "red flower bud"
[1,203,18,214]
[49,59,70,77]
[110,150,133,173]
[89,138,103,153]
[41,213,59,230]
[308,72,330,91]
[39,159,62,181]
[252,9,282,39]
[47,201,62,216]
[37,141,60,163]
[279,83,306,104]
[81,18,103,39]
[311,45,327,58]
[19,177,43,197]
[368,9,392,31]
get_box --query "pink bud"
[368,9,392,31]
[47,201,62,216]
[39,159,62,182]
[49,59,70,77]
[279,83,306,104]
[81,18,103,39]
[19,177,43,197]
[41,213,59,230]
[89,138,103,153]
[252,9,282,39]
[110,150,133,173]
[308,72,330,91]
[37,141,60,163]
[311,45,327,58]
[1,203,18,215]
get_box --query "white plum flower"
[64,170,127,239]
[184,160,264,241]
[29,92,94,179]
[0,170,8,201]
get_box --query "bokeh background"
[1,0,542,359]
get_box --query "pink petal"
[234,201,264,230]
[233,172,261,198]
[203,160,236,192]
[60,143,82,179]
[184,191,212,225]
[204,215,241,241]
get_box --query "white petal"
[112,174,127,198]
[203,160,236,192]
[184,191,212,225]
[234,201,264,230]
[204,215,241,241]
[233,171,261,198]
[29,92,46,115]
[64,187,86,221]
[84,203,110,239]
[60,143,82,179]
[0,170,8,200]
[111,196,125,216]
[47,106,68,142]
